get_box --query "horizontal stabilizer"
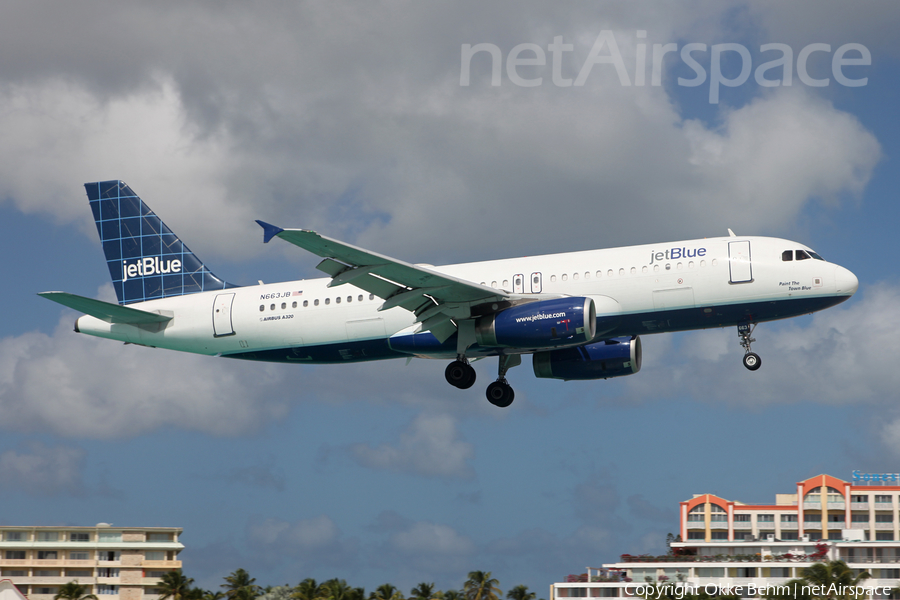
[38,292,173,325]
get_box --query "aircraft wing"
[256,221,510,342]
[38,292,173,325]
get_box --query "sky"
[1,0,900,596]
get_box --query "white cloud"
[348,413,475,478]
[0,441,85,495]
[0,3,882,268]
[0,314,289,439]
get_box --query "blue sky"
[1,0,900,597]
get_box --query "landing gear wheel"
[743,352,761,371]
[486,380,515,408]
[445,360,476,389]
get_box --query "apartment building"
[551,473,900,599]
[0,524,183,600]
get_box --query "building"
[0,524,183,600]
[551,474,900,599]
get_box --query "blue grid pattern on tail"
[85,181,236,305]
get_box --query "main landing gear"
[445,357,476,389]
[444,354,521,408]
[738,323,762,371]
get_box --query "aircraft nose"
[835,265,859,296]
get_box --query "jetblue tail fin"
[85,181,236,305]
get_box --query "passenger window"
[796,250,811,261]
[369,294,375,300]
[642,266,648,273]
[550,275,557,282]
[630,267,636,274]
[347,296,352,303]
[270,304,275,311]
[619,268,625,276]
[292,301,297,308]
[503,280,509,288]
[596,270,602,278]
[281,302,286,309]
[584,272,590,279]
[303,300,309,307]
[259,305,264,312]
[314,299,320,306]
[358,295,363,302]
[562,274,568,281]
[782,250,793,261]
[573,273,579,281]
[335,297,340,304]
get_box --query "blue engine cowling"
[475,297,596,350]
[532,336,642,380]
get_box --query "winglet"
[256,220,284,244]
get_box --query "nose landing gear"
[738,323,761,371]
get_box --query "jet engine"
[475,297,596,350]
[532,336,641,380]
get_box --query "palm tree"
[410,584,435,600]
[158,571,196,600]
[205,592,226,600]
[222,569,262,600]
[762,561,870,600]
[464,572,501,600]
[799,561,870,600]
[505,586,534,600]
[370,585,404,600]
[293,580,323,600]
[440,591,463,600]
[55,582,98,600]
[322,580,365,600]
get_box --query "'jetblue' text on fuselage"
[649,247,707,264]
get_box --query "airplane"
[40,181,859,408]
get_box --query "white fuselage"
[74,235,858,362]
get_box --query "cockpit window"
[796,250,811,261]
[809,251,825,261]
[782,250,793,261]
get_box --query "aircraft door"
[513,274,525,294]
[530,272,542,293]
[728,241,753,283]
[213,293,236,337]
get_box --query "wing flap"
[38,292,173,325]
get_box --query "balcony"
[874,503,894,510]
[828,502,846,510]
[733,522,752,530]
[875,523,895,530]
[757,522,776,529]
[780,522,799,530]
[850,523,869,530]
[804,502,822,509]
[851,502,870,510]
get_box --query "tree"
[222,569,262,600]
[762,560,870,600]
[369,584,403,600]
[158,571,196,600]
[464,572,501,600]
[505,586,534,600]
[439,591,462,600]
[55,582,99,600]
[293,580,323,600]
[319,579,364,600]
[410,584,435,600]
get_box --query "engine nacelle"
[475,297,596,350]
[532,336,642,381]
